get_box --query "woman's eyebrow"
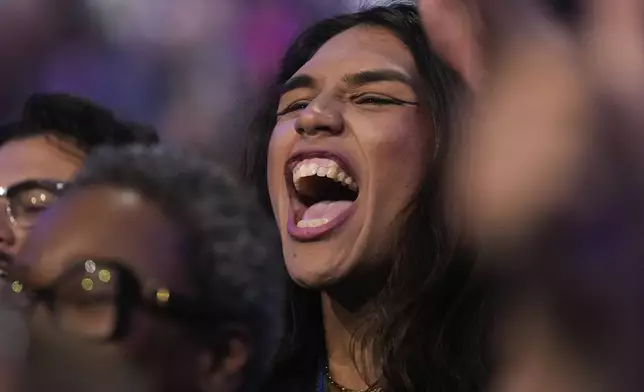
[279,68,414,97]
[279,74,316,96]
[342,68,413,88]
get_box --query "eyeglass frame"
[0,179,67,227]
[2,258,229,342]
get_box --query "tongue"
[301,201,353,221]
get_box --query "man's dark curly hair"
[72,145,284,391]
[0,93,158,148]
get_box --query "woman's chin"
[288,268,349,291]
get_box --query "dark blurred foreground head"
[1,146,284,392]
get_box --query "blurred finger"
[586,0,644,100]
[584,0,644,168]
[419,0,484,89]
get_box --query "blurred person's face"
[0,135,83,270]
[9,185,248,392]
[267,26,434,288]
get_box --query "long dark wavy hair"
[242,3,491,392]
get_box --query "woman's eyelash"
[277,101,310,116]
[353,95,418,105]
[354,95,398,105]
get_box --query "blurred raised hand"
[420,1,644,391]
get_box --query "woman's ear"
[197,325,251,392]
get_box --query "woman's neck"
[321,291,377,391]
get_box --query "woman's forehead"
[295,26,417,81]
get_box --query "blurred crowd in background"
[0,0,373,157]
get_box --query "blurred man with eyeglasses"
[1,146,284,392]
[0,93,157,276]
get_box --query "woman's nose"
[294,99,344,137]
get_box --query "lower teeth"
[297,218,329,228]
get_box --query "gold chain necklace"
[323,365,382,392]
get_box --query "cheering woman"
[244,3,489,392]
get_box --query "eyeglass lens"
[9,187,60,227]
[0,261,120,340]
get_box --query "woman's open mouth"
[285,153,359,241]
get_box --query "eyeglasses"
[0,180,66,228]
[0,259,216,341]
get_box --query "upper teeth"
[293,158,358,192]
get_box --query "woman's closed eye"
[276,93,418,116]
[277,100,311,116]
[352,93,418,106]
